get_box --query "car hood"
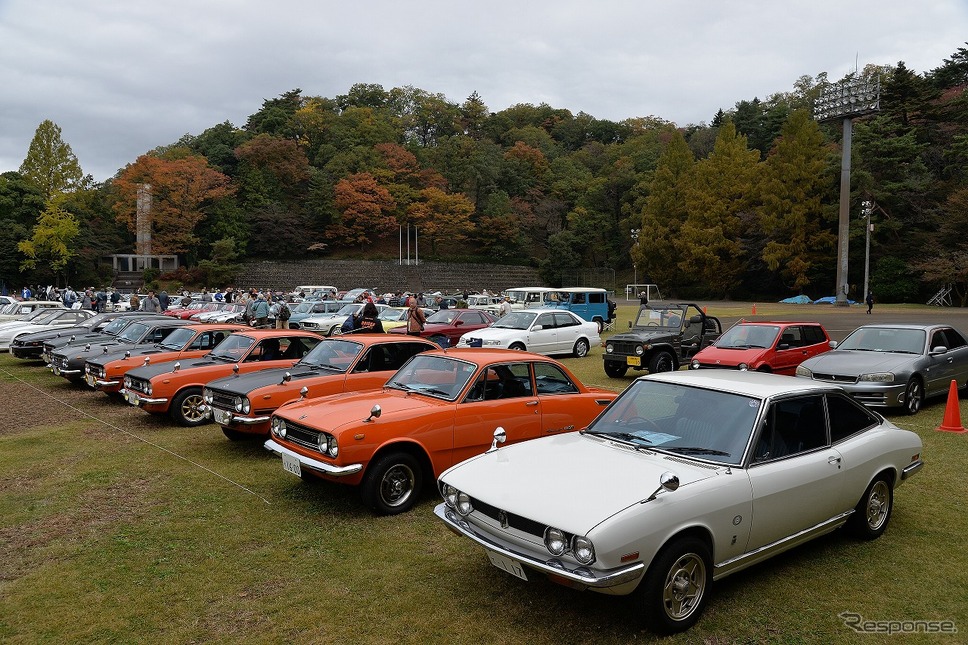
[127,356,233,380]
[803,349,914,375]
[695,346,768,365]
[609,329,677,343]
[440,432,725,535]
[19,326,92,342]
[461,326,526,340]
[274,387,439,431]
[207,365,339,395]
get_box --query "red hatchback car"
[388,308,496,347]
[689,321,831,375]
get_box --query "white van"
[290,285,337,301]
[504,287,555,310]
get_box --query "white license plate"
[281,452,302,478]
[486,549,528,581]
[124,391,139,406]
[213,408,232,425]
[85,374,97,388]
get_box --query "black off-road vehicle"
[602,302,722,377]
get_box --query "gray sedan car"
[795,323,968,414]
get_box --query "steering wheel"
[626,416,662,434]
[647,322,659,327]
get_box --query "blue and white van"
[544,287,615,332]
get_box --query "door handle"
[828,456,842,468]
[526,400,539,407]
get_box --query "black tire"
[221,427,250,441]
[639,536,712,634]
[169,387,209,427]
[604,361,629,378]
[361,452,423,515]
[649,351,675,374]
[594,319,604,333]
[903,378,923,415]
[847,475,893,540]
[330,326,343,336]
[508,342,527,351]
[573,338,590,358]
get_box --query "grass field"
[1,303,966,643]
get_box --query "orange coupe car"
[121,329,322,426]
[263,348,618,514]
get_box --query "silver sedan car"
[795,323,968,414]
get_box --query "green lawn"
[1,315,966,643]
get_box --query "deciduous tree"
[19,120,84,200]
[18,200,80,280]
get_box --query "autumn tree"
[19,120,84,200]
[758,109,836,293]
[234,134,311,208]
[113,152,234,254]
[405,187,475,255]
[17,200,80,281]
[328,173,398,248]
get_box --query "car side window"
[778,326,803,348]
[534,362,579,395]
[802,325,826,345]
[943,327,968,349]
[930,330,949,351]
[827,393,878,442]
[553,313,577,328]
[753,395,828,462]
[535,313,555,329]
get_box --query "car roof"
[852,323,954,331]
[732,321,825,327]
[183,323,249,331]
[424,347,556,362]
[322,333,437,347]
[233,329,321,339]
[643,369,842,398]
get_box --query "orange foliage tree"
[113,153,234,254]
[406,187,475,254]
[329,173,398,248]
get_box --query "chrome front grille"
[207,389,239,411]
[283,420,325,452]
[608,341,641,355]
[126,376,151,395]
[86,363,105,378]
[812,372,858,384]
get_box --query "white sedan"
[455,308,600,358]
[299,303,388,336]
[0,308,93,350]
[0,300,65,322]
[435,370,923,634]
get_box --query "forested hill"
[4,46,968,303]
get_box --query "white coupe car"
[435,370,923,634]
[0,308,94,350]
[455,309,600,358]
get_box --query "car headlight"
[634,345,645,356]
[203,388,213,404]
[316,433,328,453]
[441,483,459,508]
[572,536,596,565]
[795,365,812,378]
[326,434,338,458]
[145,383,152,396]
[455,492,474,517]
[544,527,567,556]
[738,363,749,371]
[859,372,895,383]
[605,343,614,354]
[124,376,132,388]
[271,417,287,438]
[242,397,250,414]
[690,359,700,369]
[234,396,244,412]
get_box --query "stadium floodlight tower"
[813,75,880,306]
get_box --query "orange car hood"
[275,387,442,431]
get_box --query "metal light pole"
[630,228,640,293]
[862,200,874,304]
[814,75,880,306]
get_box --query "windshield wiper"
[584,429,653,445]
[416,386,452,396]
[665,446,730,456]
[388,381,415,392]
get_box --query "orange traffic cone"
[703,306,707,314]
[937,380,967,433]
[752,303,757,315]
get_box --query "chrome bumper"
[120,388,169,406]
[211,408,270,425]
[902,459,924,480]
[263,439,363,477]
[433,504,645,589]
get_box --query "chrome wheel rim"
[906,381,922,413]
[380,463,415,508]
[181,393,207,424]
[575,340,589,357]
[866,480,890,531]
[662,553,706,621]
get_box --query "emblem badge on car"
[498,510,509,528]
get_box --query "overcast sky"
[2,0,966,182]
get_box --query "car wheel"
[509,342,527,351]
[639,536,711,634]
[331,326,342,336]
[848,475,894,540]
[594,319,604,333]
[573,338,590,358]
[649,351,675,374]
[221,427,250,441]
[361,452,423,515]
[169,387,209,427]
[903,378,923,415]
[604,361,629,378]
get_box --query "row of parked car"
[2,302,931,634]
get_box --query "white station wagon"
[435,370,924,634]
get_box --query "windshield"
[209,334,255,361]
[715,325,779,349]
[294,302,314,314]
[117,322,152,342]
[158,328,195,350]
[585,379,760,466]
[426,309,459,324]
[386,354,478,400]
[635,306,685,329]
[336,304,361,316]
[838,327,925,354]
[298,339,361,371]
[102,318,131,335]
[492,311,536,330]
[378,308,407,322]
[25,309,62,323]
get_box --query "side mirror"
[487,426,507,452]
[644,471,680,503]
[829,340,839,349]
[364,404,382,423]
[628,320,633,329]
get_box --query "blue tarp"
[812,296,858,305]
[779,295,812,304]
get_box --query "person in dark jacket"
[355,301,384,333]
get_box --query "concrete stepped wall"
[237,259,542,295]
